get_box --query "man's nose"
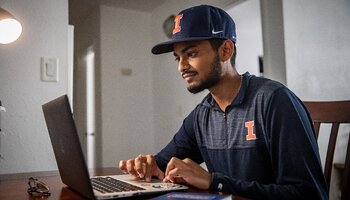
[178,58,189,73]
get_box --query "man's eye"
[174,57,180,62]
[188,52,197,58]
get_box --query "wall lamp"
[0,8,22,44]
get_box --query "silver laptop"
[42,95,187,199]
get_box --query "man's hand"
[119,154,164,182]
[163,157,212,189]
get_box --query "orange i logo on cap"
[172,14,183,34]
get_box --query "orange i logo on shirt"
[245,121,257,140]
[172,14,183,34]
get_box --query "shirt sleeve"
[154,109,203,171]
[209,88,328,200]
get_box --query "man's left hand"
[163,157,212,189]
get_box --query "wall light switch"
[41,57,59,82]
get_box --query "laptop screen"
[42,95,95,199]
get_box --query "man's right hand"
[119,154,164,182]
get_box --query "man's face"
[173,40,222,94]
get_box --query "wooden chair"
[303,101,350,200]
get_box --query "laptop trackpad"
[109,174,187,190]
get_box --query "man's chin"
[187,85,206,94]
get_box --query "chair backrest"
[303,100,350,200]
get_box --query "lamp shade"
[0,8,22,44]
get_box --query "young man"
[119,5,328,199]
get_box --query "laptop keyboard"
[91,177,145,194]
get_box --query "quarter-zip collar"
[202,72,252,110]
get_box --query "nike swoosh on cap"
[212,29,224,34]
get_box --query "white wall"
[99,6,155,167]
[260,0,286,84]
[283,0,350,199]
[73,4,101,166]
[226,0,263,75]
[0,0,68,174]
[284,0,350,101]
[284,0,350,165]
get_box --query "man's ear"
[219,40,234,62]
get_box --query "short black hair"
[208,39,236,66]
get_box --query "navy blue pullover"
[154,72,328,199]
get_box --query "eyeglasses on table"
[27,177,51,197]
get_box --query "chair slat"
[313,122,321,139]
[341,133,350,200]
[303,100,350,199]
[324,123,339,191]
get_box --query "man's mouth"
[182,71,197,81]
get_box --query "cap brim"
[151,37,213,55]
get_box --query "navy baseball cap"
[152,5,236,55]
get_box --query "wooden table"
[0,167,248,200]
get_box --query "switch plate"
[41,57,59,82]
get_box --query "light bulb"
[0,18,22,44]
[0,8,22,44]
